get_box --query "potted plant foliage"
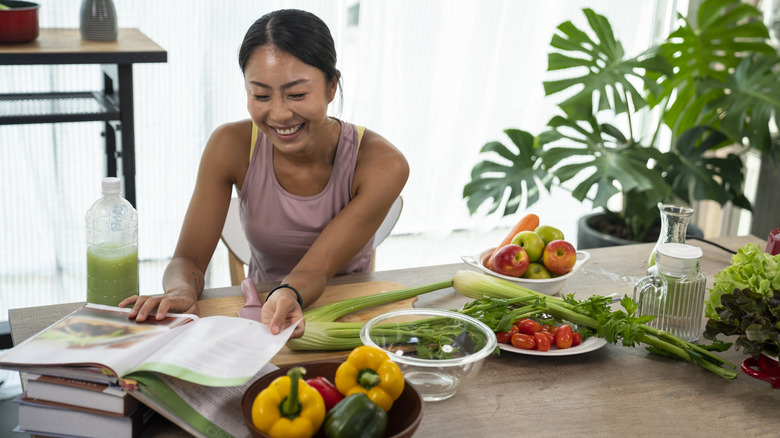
[463,0,780,247]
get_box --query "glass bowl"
[360,308,497,401]
[461,247,591,295]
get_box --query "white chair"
[221,196,403,285]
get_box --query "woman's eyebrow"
[249,79,310,89]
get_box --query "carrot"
[485,213,540,270]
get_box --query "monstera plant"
[464,0,780,243]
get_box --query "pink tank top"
[239,120,374,282]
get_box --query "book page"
[0,304,197,379]
[126,317,299,386]
[131,363,278,438]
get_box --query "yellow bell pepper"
[334,345,404,412]
[251,367,326,438]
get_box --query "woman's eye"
[253,95,270,101]
[289,93,306,100]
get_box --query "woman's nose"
[270,98,292,121]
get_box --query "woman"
[122,9,409,339]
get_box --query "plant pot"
[0,1,40,44]
[577,212,704,249]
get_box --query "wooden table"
[0,28,167,207]
[8,235,780,437]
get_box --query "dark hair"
[239,9,339,85]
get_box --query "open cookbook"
[0,303,298,437]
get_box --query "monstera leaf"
[463,129,553,216]
[542,8,672,120]
[705,54,780,154]
[538,116,671,212]
[652,0,776,141]
[663,126,752,210]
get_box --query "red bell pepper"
[306,376,344,411]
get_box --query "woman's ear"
[327,71,341,102]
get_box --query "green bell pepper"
[323,393,388,438]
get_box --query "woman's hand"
[261,288,305,338]
[120,291,199,322]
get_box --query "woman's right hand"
[120,291,199,322]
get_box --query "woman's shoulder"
[209,119,254,145]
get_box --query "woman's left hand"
[261,287,305,338]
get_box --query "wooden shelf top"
[0,28,167,65]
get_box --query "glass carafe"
[648,203,694,269]
[634,243,706,342]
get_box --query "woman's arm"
[262,128,409,335]
[122,120,252,321]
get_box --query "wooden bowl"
[0,1,39,44]
[241,360,423,438]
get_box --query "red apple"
[491,244,530,277]
[541,240,577,276]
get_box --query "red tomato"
[548,325,560,336]
[572,332,582,347]
[517,319,541,335]
[511,333,536,350]
[533,332,551,352]
[539,331,555,345]
[496,331,512,344]
[555,324,573,349]
[508,325,519,336]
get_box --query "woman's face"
[244,46,337,154]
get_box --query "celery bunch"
[452,270,738,380]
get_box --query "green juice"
[87,244,138,306]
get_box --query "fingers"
[262,291,303,335]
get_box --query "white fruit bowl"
[460,247,591,296]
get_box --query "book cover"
[25,373,139,415]
[15,394,156,438]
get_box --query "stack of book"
[15,373,154,437]
[0,303,296,438]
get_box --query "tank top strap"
[250,122,259,160]
[356,125,366,148]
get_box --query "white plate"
[498,336,607,356]
[461,248,591,296]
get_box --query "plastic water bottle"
[85,177,138,306]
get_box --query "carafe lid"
[101,177,121,195]
[656,243,702,276]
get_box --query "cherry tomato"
[496,331,512,344]
[572,332,582,347]
[508,325,519,336]
[555,324,573,349]
[511,333,536,350]
[517,319,541,335]
[533,332,551,352]
[539,331,555,345]
[548,325,560,336]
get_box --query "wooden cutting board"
[197,281,411,366]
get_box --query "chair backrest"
[220,196,403,285]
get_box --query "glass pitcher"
[634,243,706,342]
[648,203,694,269]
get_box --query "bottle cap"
[656,243,702,276]
[102,177,121,195]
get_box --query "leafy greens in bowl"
[703,243,780,359]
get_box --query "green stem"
[281,367,304,419]
[304,280,452,322]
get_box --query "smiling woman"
[120,9,410,343]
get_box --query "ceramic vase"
[79,0,117,42]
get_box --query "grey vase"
[79,0,117,42]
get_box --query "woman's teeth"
[275,124,303,136]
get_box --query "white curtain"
[0,0,682,320]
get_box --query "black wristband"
[266,284,303,309]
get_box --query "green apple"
[534,225,565,245]
[510,230,545,262]
[522,262,552,279]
